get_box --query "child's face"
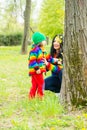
[53,37,61,50]
[41,40,47,46]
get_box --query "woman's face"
[53,37,61,50]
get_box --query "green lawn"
[0,46,87,130]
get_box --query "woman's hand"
[53,58,58,63]
[58,59,62,65]
[53,58,62,65]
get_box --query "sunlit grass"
[0,45,87,130]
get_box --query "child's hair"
[50,34,64,57]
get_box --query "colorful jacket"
[28,45,46,75]
[28,45,63,75]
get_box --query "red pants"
[29,74,44,99]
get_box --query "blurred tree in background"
[21,0,31,54]
[38,0,65,38]
[0,0,25,35]
[0,0,65,46]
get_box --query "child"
[28,32,47,99]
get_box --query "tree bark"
[21,0,31,54]
[61,0,87,109]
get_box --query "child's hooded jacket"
[28,45,46,75]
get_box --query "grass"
[0,45,87,130]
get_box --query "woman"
[44,34,63,93]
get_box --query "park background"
[0,0,87,130]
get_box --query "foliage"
[38,0,65,38]
[0,0,24,35]
[0,46,87,130]
[0,33,23,46]
[0,20,23,35]
[0,0,25,22]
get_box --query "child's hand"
[36,69,41,74]
[42,58,48,66]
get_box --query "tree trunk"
[21,0,31,54]
[61,0,87,109]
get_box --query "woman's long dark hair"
[50,34,63,57]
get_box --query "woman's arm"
[43,57,63,73]
[46,62,63,73]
